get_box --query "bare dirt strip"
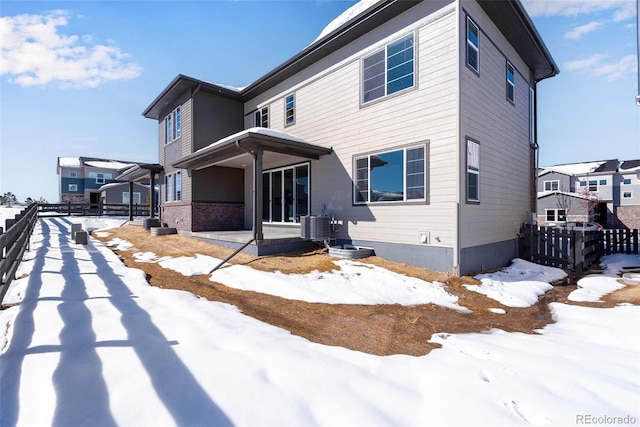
[93,226,639,356]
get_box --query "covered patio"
[173,127,333,255]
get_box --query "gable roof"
[144,0,558,118]
[539,159,618,176]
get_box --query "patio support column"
[149,172,156,218]
[253,148,264,240]
[128,181,134,221]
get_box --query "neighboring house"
[57,157,148,204]
[537,159,640,229]
[139,0,558,275]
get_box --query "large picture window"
[354,145,426,204]
[362,33,415,104]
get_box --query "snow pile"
[466,259,566,307]
[568,253,640,302]
[1,217,639,426]
[313,0,380,42]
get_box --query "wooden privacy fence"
[38,202,150,217]
[519,225,639,274]
[603,228,639,255]
[1,203,39,305]
[518,224,603,274]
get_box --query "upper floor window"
[466,18,479,73]
[362,33,415,104]
[544,180,559,191]
[165,107,181,143]
[588,180,598,191]
[623,191,632,198]
[285,94,295,126]
[354,144,426,204]
[88,172,111,184]
[599,179,607,185]
[623,178,632,185]
[467,139,480,203]
[255,106,269,128]
[68,184,78,192]
[69,171,77,178]
[506,62,515,103]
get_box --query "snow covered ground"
[1,216,639,426]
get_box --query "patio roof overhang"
[117,163,164,182]
[172,128,332,170]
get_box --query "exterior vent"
[300,215,331,241]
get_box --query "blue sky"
[1,0,638,203]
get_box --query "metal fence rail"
[0,203,39,305]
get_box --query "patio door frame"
[262,162,310,224]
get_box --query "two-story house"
[537,159,640,229]
[139,0,558,275]
[57,156,149,206]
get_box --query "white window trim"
[254,106,269,128]
[544,180,559,191]
[68,184,78,192]
[545,209,566,222]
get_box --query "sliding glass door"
[262,163,309,223]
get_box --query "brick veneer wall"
[161,202,244,232]
[60,195,85,203]
[161,204,192,231]
[615,206,640,229]
[191,202,244,231]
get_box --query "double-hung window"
[285,94,295,126]
[362,33,415,104]
[354,144,426,204]
[544,180,559,191]
[165,107,181,143]
[255,106,269,128]
[466,18,479,73]
[123,192,141,204]
[546,209,566,222]
[506,62,515,103]
[467,139,480,203]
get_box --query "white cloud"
[522,0,635,22]
[593,54,638,82]
[564,54,608,71]
[0,10,142,88]
[564,54,638,82]
[564,21,603,39]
